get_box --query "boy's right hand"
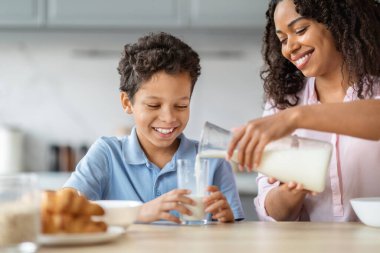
[136,189,195,224]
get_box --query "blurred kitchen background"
[0,0,269,220]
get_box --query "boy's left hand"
[203,186,234,223]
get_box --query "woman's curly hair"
[261,0,380,109]
[118,32,201,102]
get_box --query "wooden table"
[39,222,380,253]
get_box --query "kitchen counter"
[39,222,380,253]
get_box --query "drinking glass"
[199,121,232,157]
[0,174,40,253]
[177,159,209,225]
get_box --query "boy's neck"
[139,138,180,169]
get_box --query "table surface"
[39,221,380,253]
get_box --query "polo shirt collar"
[123,127,148,165]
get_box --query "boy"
[64,32,244,223]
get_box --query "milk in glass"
[177,158,208,225]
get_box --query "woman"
[228,0,380,221]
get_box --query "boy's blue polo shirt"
[64,127,245,220]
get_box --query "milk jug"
[198,121,332,192]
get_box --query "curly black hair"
[261,0,380,109]
[118,32,201,102]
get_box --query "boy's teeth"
[296,53,311,66]
[155,128,174,134]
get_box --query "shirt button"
[156,191,161,196]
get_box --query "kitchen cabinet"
[46,0,186,28]
[0,0,45,27]
[0,0,267,29]
[47,0,266,28]
[189,0,267,28]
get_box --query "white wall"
[0,30,265,172]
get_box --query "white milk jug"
[198,121,332,192]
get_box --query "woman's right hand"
[227,107,300,171]
[136,189,195,224]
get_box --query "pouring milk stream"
[196,121,333,193]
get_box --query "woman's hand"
[265,178,314,221]
[268,177,318,196]
[227,108,299,171]
[137,189,195,224]
[203,186,234,223]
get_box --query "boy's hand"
[137,189,195,224]
[203,186,234,223]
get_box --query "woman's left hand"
[203,186,234,223]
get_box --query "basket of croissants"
[41,189,107,234]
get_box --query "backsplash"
[0,30,265,172]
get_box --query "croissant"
[41,189,107,234]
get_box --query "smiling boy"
[63,32,244,223]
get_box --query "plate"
[38,226,125,246]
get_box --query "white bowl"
[94,200,142,228]
[350,197,380,227]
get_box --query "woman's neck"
[315,66,351,103]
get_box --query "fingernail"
[253,163,258,169]
[239,165,243,171]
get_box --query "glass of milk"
[177,159,209,225]
[199,121,333,193]
[0,174,40,253]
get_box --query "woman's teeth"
[154,128,175,134]
[295,53,311,66]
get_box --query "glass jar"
[0,174,40,253]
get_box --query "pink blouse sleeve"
[253,101,303,221]
[253,101,279,221]
[254,173,279,221]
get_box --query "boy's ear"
[120,92,133,114]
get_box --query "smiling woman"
[227,0,380,222]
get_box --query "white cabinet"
[46,0,186,28]
[189,0,267,28]
[0,0,267,29]
[0,0,44,27]
[46,0,266,28]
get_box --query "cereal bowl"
[350,197,380,228]
[94,200,142,228]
